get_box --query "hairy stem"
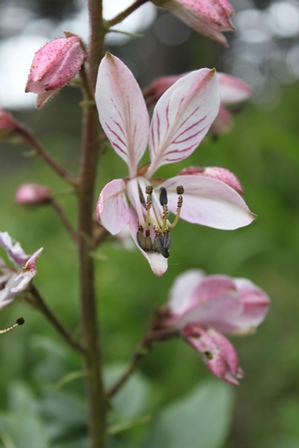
[78,1,106,447]
[29,284,85,356]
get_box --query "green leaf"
[143,380,235,448]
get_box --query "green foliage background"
[1,77,299,447]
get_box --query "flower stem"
[78,1,106,447]
[29,284,85,356]
[50,198,78,243]
[107,328,179,398]
[15,121,78,187]
[106,0,149,28]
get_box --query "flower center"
[137,185,184,258]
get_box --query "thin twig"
[29,284,85,356]
[50,198,78,243]
[106,0,149,28]
[15,121,78,188]
[107,328,179,398]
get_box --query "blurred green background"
[1,1,299,447]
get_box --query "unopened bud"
[15,183,52,205]
[25,33,86,109]
[0,109,18,140]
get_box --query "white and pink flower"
[95,53,255,276]
[0,232,43,309]
[162,269,270,384]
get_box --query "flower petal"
[168,269,206,315]
[96,179,130,235]
[147,69,220,176]
[232,278,270,334]
[95,53,149,177]
[161,174,255,230]
[218,72,252,105]
[0,231,29,267]
[128,208,168,276]
[182,323,244,385]
[12,247,43,293]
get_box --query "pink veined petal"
[161,174,256,230]
[218,72,252,105]
[96,179,130,235]
[147,68,220,176]
[95,53,149,178]
[182,323,243,385]
[128,208,168,276]
[179,166,244,194]
[168,269,206,315]
[232,278,270,334]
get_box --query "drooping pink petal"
[218,72,252,105]
[161,174,255,230]
[0,232,29,267]
[95,53,149,178]
[152,0,234,46]
[182,323,244,385]
[96,179,130,235]
[128,208,168,276]
[147,69,220,176]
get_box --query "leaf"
[143,380,235,448]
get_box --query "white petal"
[95,53,149,177]
[147,68,220,176]
[96,179,130,235]
[162,175,255,230]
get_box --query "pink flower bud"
[0,109,17,140]
[179,166,244,194]
[15,183,52,205]
[152,0,234,46]
[25,34,86,109]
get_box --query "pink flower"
[15,183,52,205]
[95,53,255,276]
[144,71,253,136]
[152,0,234,46]
[0,232,43,309]
[25,33,86,109]
[162,269,270,384]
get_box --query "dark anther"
[145,185,153,195]
[159,187,168,206]
[154,232,171,258]
[176,185,184,195]
[137,229,152,252]
[16,317,25,326]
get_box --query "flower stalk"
[77,1,107,447]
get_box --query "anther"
[154,231,172,258]
[0,317,25,335]
[176,185,184,195]
[159,187,168,206]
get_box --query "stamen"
[168,185,184,229]
[0,317,25,335]
[159,187,169,231]
[145,185,153,230]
